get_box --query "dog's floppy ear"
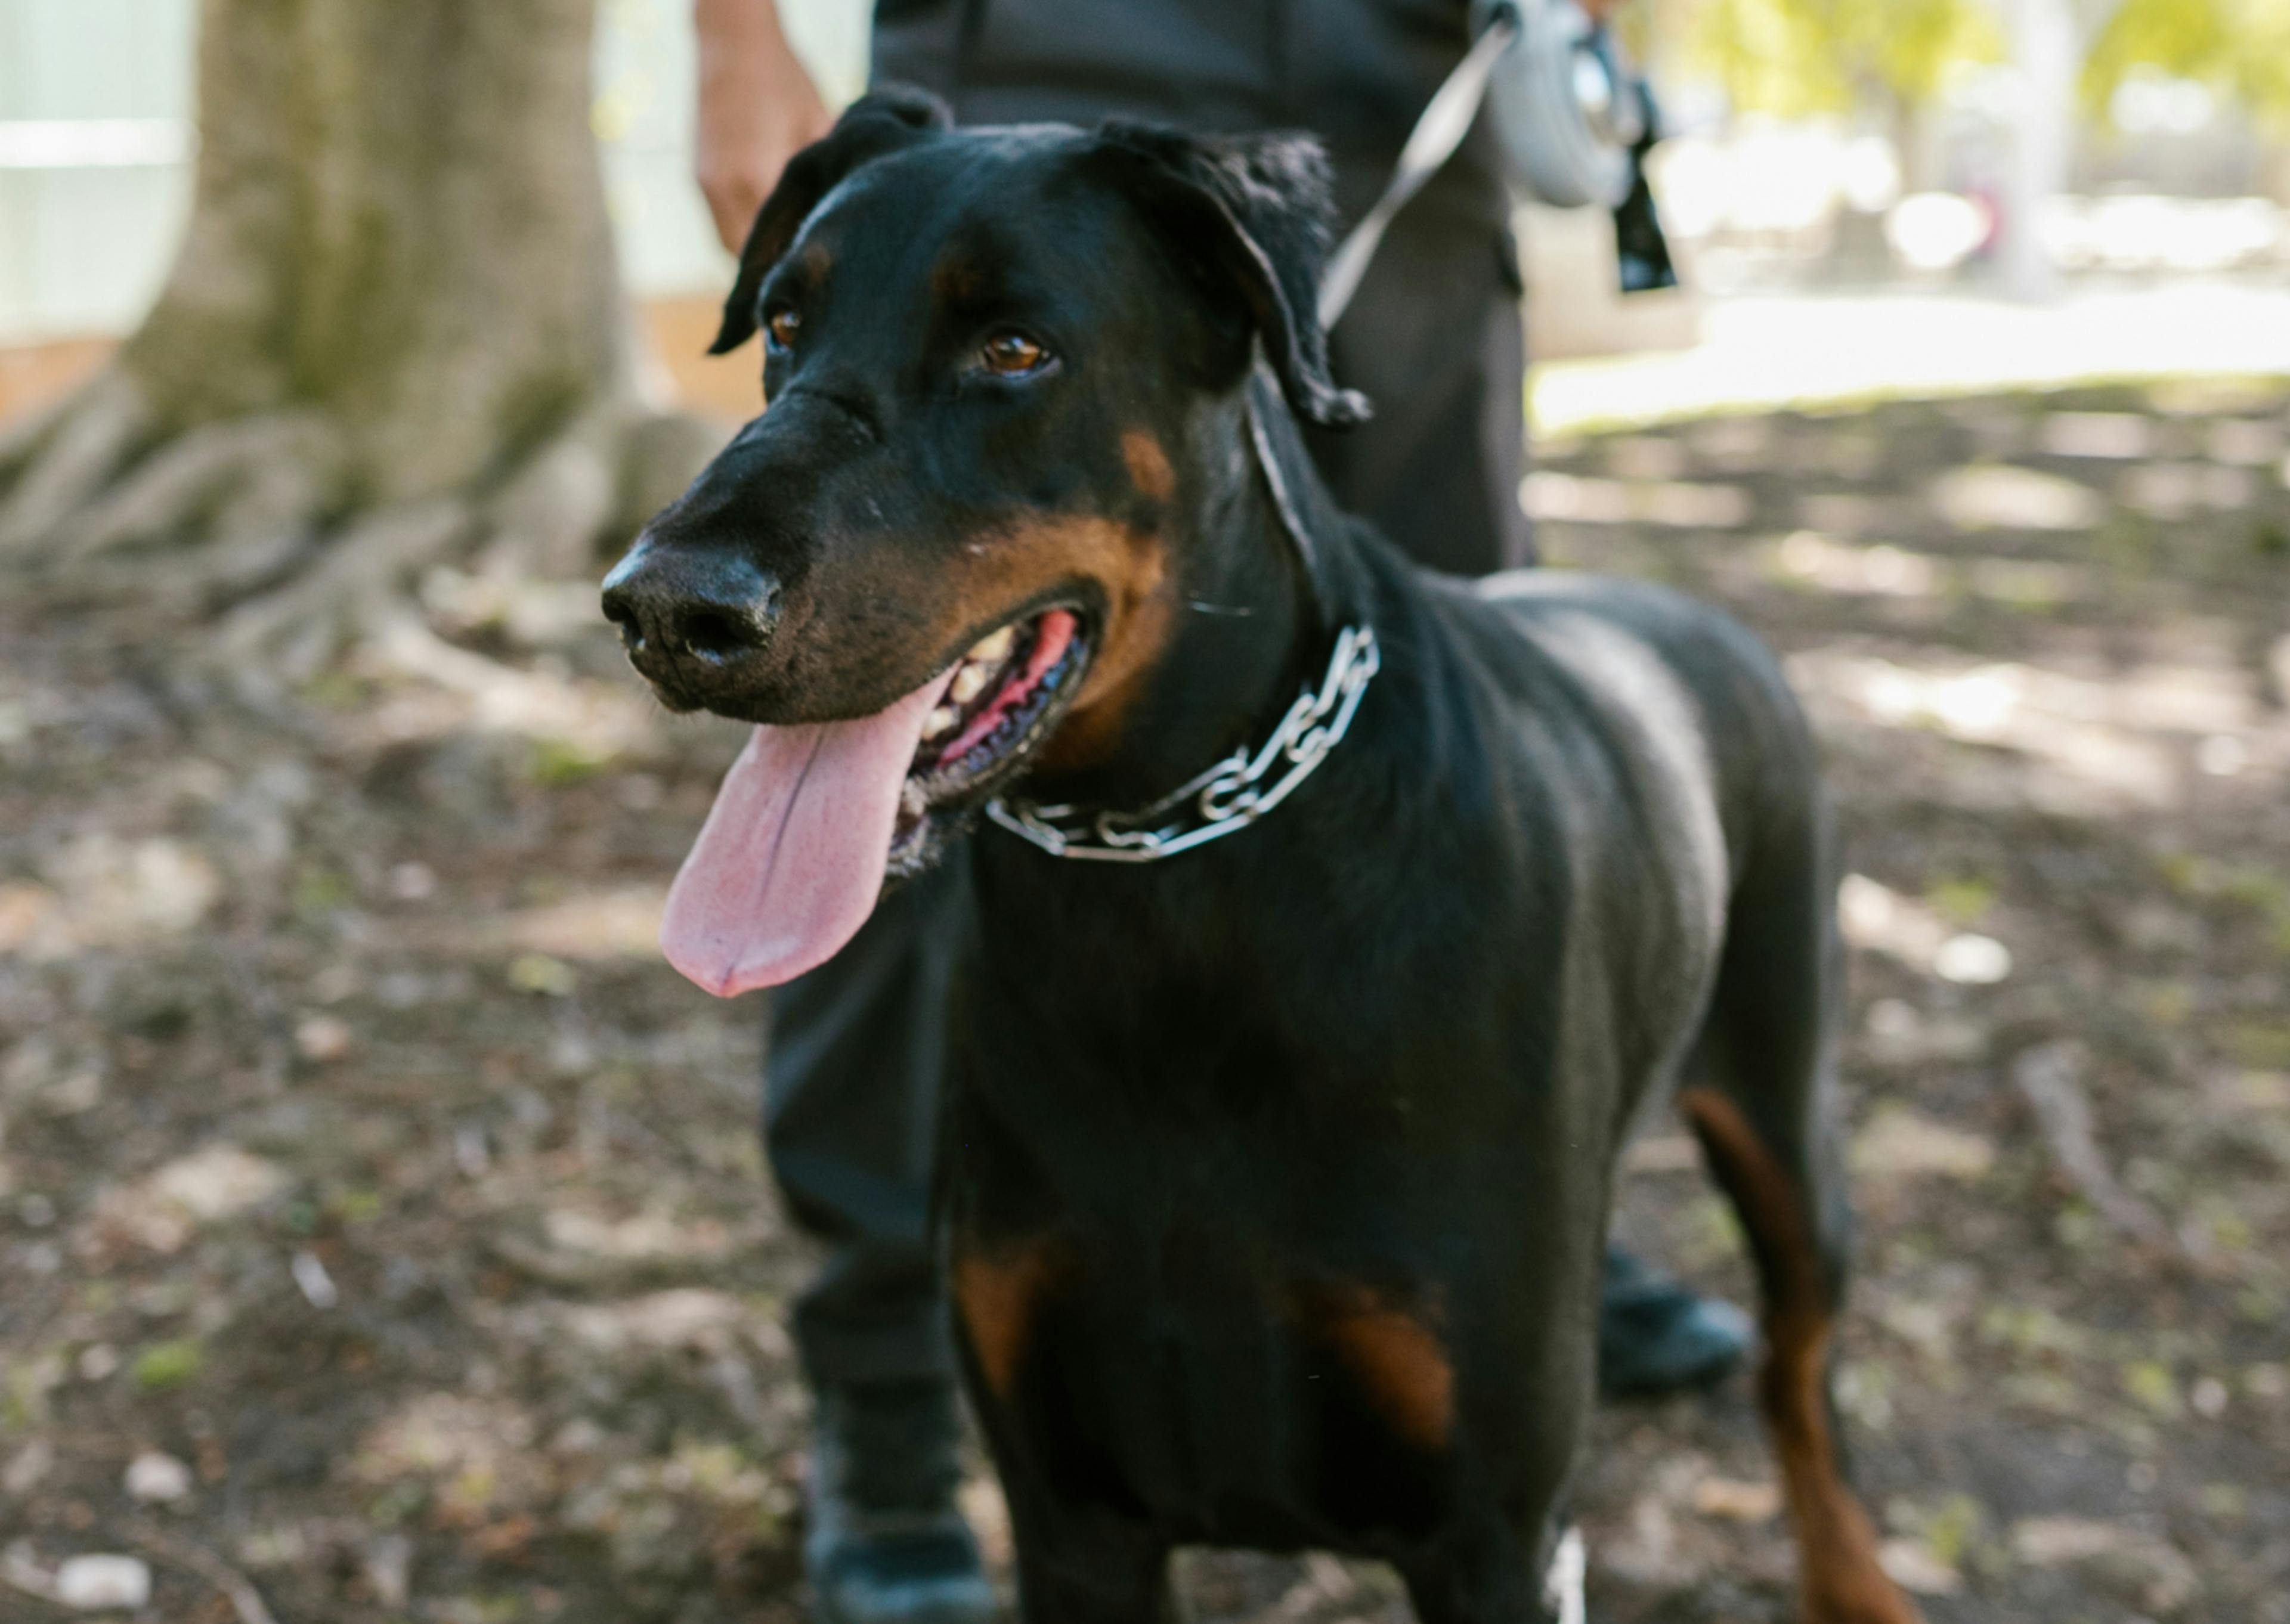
[711,86,953,355]
[1090,123,1370,429]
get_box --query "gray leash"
[1320,0,1648,328]
[1317,8,1521,329]
[990,2,1655,863]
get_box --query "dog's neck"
[1020,384,1364,813]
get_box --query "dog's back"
[1463,565,1827,958]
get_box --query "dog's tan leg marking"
[954,1239,1066,1402]
[1311,1290,1455,1454]
[1679,1087,1923,1624]
[1121,428,1177,501]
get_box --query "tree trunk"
[1890,93,1938,199]
[0,0,716,677]
[2000,0,2077,304]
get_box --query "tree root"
[0,372,153,556]
[0,373,725,685]
[359,609,655,755]
[0,380,70,487]
[49,411,339,565]
[216,498,479,684]
[46,413,345,612]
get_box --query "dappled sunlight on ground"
[1,377,2286,1622]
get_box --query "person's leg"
[764,853,995,1624]
[1303,191,1535,575]
[1304,187,1748,1399]
[1596,1244,1755,1398]
[766,857,964,1390]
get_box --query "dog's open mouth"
[657,605,1091,999]
[889,607,1087,868]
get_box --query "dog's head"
[603,91,1362,995]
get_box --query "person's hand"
[694,0,834,254]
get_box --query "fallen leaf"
[1853,1107,1997,1183]
[2011,1517,2197,1613]
[97,1145,290,1253]
[293,1015,354,1062]
[1692,1477,1781,1523]
[1877,1538,1963,1596]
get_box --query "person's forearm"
[695,0,791,109]
[691,0,792,62]
[691,0,833,252]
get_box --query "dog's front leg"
[1397,1514,1570,1624]
[951,1232,1175,1623]
[1004,1498,1175,1624]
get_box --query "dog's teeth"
[968,625,1016,664]
[949,664,989,705]
[924,704,960,739]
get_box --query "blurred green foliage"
[1673,0,2004,116]
[132,1338,206,1391]
[2084,0,2290,131]
[1667,0,2290,130]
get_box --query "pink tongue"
[661,672,950,996]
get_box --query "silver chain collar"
[984,623,1379,863]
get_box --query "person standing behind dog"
[688,4,1747,1620]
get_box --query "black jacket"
[871,0,1508,230]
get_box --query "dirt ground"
[2,379,2286,1623]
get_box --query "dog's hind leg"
[1676,799,1922,1624]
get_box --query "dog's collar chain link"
[986,623,1379,863]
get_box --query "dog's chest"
[955,1199,1474,1545]
[948,1021,1574,1540]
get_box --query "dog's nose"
[601,544,780,681]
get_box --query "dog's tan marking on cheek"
[1679,1087,1923,1624]
[946,515,1175,775]
[954,1241,1065,1402]
[1312,1291,1455,1453]
[1122,429,1177,502]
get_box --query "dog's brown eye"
[980,332,1050,377]
[766,309,801,350]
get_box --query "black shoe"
[804,1380,997,1624]
[1597,1247,1753,1399]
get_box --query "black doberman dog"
[603,90,1920,1624]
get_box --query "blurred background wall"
[0,0,868,423]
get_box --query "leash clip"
[986,624,1379,864]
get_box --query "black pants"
[764,190,1531,1388]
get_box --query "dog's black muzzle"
[601,535,782,709]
